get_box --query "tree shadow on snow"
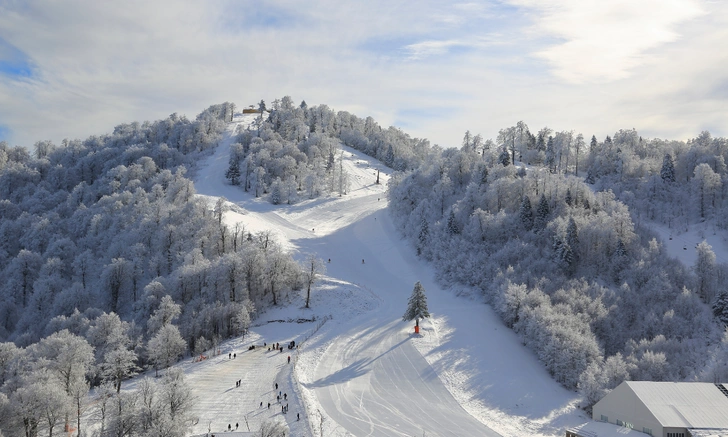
[303,358,370,388]
[304,336,410,388]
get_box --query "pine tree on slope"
[519,196,534,231]
[534,194,550,231]
[403,281,430,329]
[712,290,728,326]
[498,147,511,167]
[660,153,676,183]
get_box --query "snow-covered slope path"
[191,114,588,436]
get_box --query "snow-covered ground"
[183,113,593,436]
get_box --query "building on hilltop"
[574,381,728,437]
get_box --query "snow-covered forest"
[1,96,728,436]
[0,103,306,435]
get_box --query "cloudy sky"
[0,0,726,149]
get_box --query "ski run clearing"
[114,112,728,437]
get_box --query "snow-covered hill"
[182,113,592,436]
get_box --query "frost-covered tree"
[147,295,182,336]
[694,241,717,303]
[30,330,94,435]
[101,345,138,394]
[269,177,282,205]
[302,254,325,308]
[233,300,254,337]
[693,163,721,219]
[402,281,430,329]
[574,133,585,176]
[147,324,186,376]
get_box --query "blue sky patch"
[0,38,34,79]
[0,124,10,142]
[218,4,301,32]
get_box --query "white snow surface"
[180,113,592,437]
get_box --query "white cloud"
[509,0,705,83]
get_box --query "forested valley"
[1,95,727,435]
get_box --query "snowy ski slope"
[187,113,590,436]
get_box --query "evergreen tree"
[446,210,459,235]
[615,239,627,258]
[534,194,550,231]
[270,178,282,205]
[585,168,595,184]
[660,153,676,183]
[590,135,598,154]
[565,188,573,206]
[478,164,488,186]
[519,196,534,231]
[611,239,628,281]
[713,290,728,326]
[566,217,579,263]
[326,151,335,172]
[498,147,511,166]
[536,133,546,153]
[545,136,556,173]
[403,281,430,328]
[225,159,241,186]
[385,145,395,167]
[417,217,429,256]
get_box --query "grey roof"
[567,421,646,437]
[625,382,728,428]
[687,430,728,437]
